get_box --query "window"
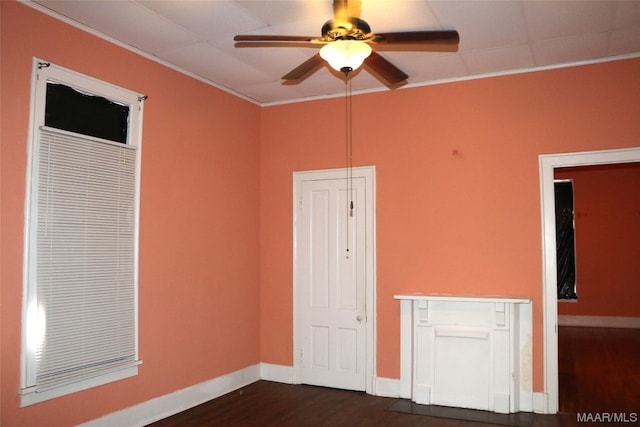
[555,179,578,300]
[20,60,144,406]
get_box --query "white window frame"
[20,58,144,406]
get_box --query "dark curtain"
[555,181,577,300]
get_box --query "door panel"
[296,176,366,391]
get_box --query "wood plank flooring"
[147,381,561,427]
[558,326,640,413]
[147,326,639,427]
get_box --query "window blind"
[30,126,138,391]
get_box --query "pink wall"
[3,1,640,424]
[556,163,640,317]
[259,57,640,390]
[1,2,260,425]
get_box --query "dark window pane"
[45,82,129,144]
[555,181,577,300]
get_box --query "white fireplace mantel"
[394,293,533,414]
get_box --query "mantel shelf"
[393,293,531,304]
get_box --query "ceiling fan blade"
[364,51,408,85]
[282,53,325,81]
[370,30,460,45]
[235,41,319,49]
[234,35,319,43]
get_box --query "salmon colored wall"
[3,2,640,424]
[1,2,260,426]
[259,57,640,391]
[555,163,640,317]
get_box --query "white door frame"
[292,165,377,394]
[539,147,640,414]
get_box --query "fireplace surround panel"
[394,294,533,414]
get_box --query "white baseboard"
[558,315,640,329]
[533,392,549,414]
[377,376,535,413]
[259,363,295,384]
[83,364,545,425]
[518,391,533,413]
[374,377,400,398]
[79,364,260,427]
[260,366,402,400]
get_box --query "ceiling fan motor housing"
[321,18,371,41]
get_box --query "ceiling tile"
[379,51,469,82]
[36,0,197,53]
[430,1,529,50]
[233,0,331,29]
[360,0,440,33]
[524,1,615,41]
[159,42,270,87]
[137,0,263,41]
[463,45,535,75]
[609,27,640,56]
[265,18,327,38]
[612,1,640,29]
[532,33,610,66]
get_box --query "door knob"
[356,314,364,322]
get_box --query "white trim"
[394,293,531,304]
[539,147,640,414]
[259,363,295,384]
[533,392,549,414]
[21,364,140,408]
[19,0,640,107]
[20,58,144,404]
[374,377,401,398]
[558,315,640,329]
[292,166,377,395]
[398,298,413,399]
[520,391,534,413]
[79,365,260,427]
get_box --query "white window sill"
[20,362,141,407]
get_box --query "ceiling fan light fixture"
[320,40,372,74]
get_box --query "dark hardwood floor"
[147,327,639,427]
[559,326,640,413]
[147,381,563,427]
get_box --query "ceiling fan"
[233,0,459,85]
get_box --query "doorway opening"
[539,147,640,414]
[554,163,640,412]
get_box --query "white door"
[294,168,372,391]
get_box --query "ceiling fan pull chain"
[345,77,353,258]
[348,78,354,218]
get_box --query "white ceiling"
[28,0,640,105]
